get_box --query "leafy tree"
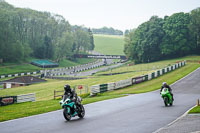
[88,28,95,50]
[56,31,74,62]
[0,1,94,63]
[124,29,130,35]
[125,16,164,63]
[73,27,91,53]
[189,7,200,54]
[161,12,192,57]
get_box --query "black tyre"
[164,97,168,107]
[63,107,71,121]
[78,105,85,118]
[170,101,173,106]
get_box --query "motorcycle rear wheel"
[63,108,71,121]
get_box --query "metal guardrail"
[0,71,41,79]
[17,93,35,103]
[90,61,186,96]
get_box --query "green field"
[58,58,96,67]
[0,64,40,75]
[94,34,125,55]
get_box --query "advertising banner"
[0,96,17,106]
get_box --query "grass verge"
[189,106,200,114]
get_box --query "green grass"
[94,34,125,55]
[189,106,200,113]
[0,64,40,75]
[58,58,96,67]
[0,55,200,122]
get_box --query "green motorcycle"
[161,88,173,106]
[59,96,85,121]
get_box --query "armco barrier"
[17,93,35,103]
[132,76,145,84]
[90,61,186,96]
[160,69,163,75]
[107,82,115,91]
[0,71,40,79]
[148,73,152,80]
[115,78,132,89]
[154,71,157,78]
[152,72,155,79]
[100,84,108,92]
[91,85,100,95]
[144,75,148,81]
[157,70,160,77]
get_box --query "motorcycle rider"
[160,82,174,101]
[63,84,80,110]
[63,84,76,101]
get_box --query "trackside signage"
[132,76,144,84]
[0,96,17,106]
[0,93,35,106]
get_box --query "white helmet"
[162,82,167,86]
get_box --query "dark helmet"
[64,84,71,92]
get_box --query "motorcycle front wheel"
[164,97,168,107]
[78,105,85,118]
[170,101,173,106]
[63,107,71,121]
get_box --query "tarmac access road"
[1,68,200,133]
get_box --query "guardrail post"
[197,99,200,106]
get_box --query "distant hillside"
[94,34,125,55]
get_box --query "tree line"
[92,27,123,35]
[124,7,200,63]
[0,1,94,63]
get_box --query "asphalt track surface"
[1,68,200,133]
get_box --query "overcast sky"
[5,0,200,31]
